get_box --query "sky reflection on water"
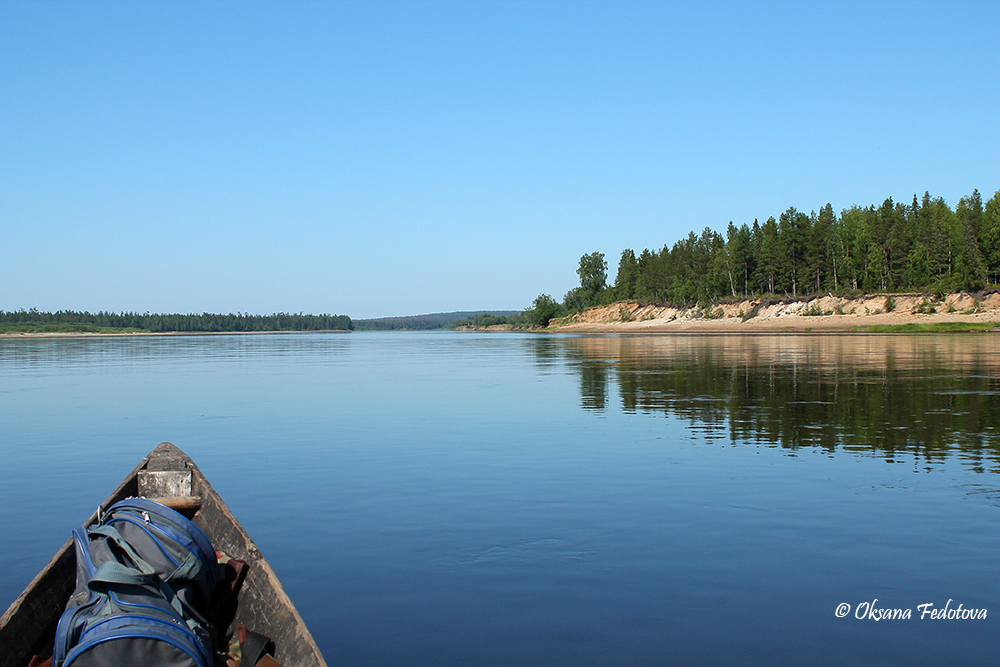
[1,332,998,665]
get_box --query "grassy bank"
[851,322,999,333]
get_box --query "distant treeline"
[525,188,1000,326]
[0,309,352,333]
[449,313,521,328]
[355,311,520,331]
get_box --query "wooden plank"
[153,495,203,513]
[138,469,192,498]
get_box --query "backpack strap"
[166,550,205,584]
[88,560,159,587]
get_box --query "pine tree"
[759,217,781,294]
[982,191,1000,284]
[778,207,810,296]
[614,249,639,300]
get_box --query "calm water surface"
[2,332,999,665]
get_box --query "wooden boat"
[0,442,328,667]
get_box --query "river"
[1,332,997,665]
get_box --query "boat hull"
[0,442,327,667]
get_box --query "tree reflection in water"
[541,334,1000,472]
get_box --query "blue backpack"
[53,497,220,667]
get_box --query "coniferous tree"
[758,217,781,294]
[882,201,909,290]
[725,222,753,296]
[778,207,810,296]
[614,249,639,300]
[809,204,835,292]
[954,193,987,289]
[982,191,1000,285]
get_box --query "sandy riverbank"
[547,291,1000,333]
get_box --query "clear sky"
[2,1,998,319]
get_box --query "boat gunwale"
[0,442,327,667]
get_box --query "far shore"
[6,292,1000,338]
[0,329,352,339]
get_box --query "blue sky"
[2,1,997,319]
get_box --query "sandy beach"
[548,291,1000,333]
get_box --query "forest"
[0,310,352,334]
[7,189,998,334]
[526,189,1000,326]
